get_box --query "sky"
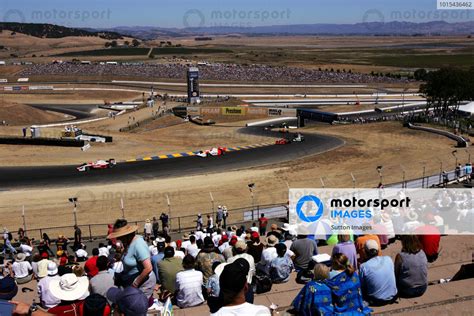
[1,0,472,28]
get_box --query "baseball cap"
[365,239,379,251]
[219,258,250,294]
[107,286,148,316]
[234,240,247,251]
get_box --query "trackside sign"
[289,189,473,236]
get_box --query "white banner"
[289,189,473,236]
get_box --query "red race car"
[196,147,227,157]
[77,159,116,172]
[275,138,291,145]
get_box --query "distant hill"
[104,20,474,39]
[0,22,125,39]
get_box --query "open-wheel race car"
[77,159,116,172]
[196,147,227,158]
[275,138,291,145]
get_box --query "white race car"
[196,147,227,158]
[293,133,305,142]
[77,159,116,172]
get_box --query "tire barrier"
[407,122,470,148]
[0,137,85,147]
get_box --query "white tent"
[458,102,474,115]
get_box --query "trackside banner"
[289,189,473,236]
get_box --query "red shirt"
[415,225,441,256]
[48,301,84,316]
[258,217,268,228]
[84,256,99,278]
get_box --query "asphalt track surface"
[0,128,344,190]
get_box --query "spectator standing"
[258,214,268,236]
[152,217,159,239]
[90,256,115,302]
[216,206,224,228]
[222,206,229,228]
[108,219,156,298]
[211,258,271,316]
[73,225,82,251]
[157,246,183,293]
[269,243,294,283]
[144,219,152,242]
[291,264,333,316]
[394,235,428,298]
[290,235,318,271]
[2,229,16,257]
[360,240,398,306]
[332,234,358,270]
[175,254,205,308]
[12,253,33,284]
[84,248,100,278]
[207,215,214,231]
[160,213,169,235]
[196,214,203,231]
[38,262,61,309]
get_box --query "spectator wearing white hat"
[38,261,61,309]
[12,253,33,284]
[47,273,90,314]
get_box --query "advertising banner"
[222,107,245,115]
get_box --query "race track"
[0,128,344,189]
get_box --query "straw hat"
[50,274,89,301]
[107,224,138,239]
[266,235,278,247]
[15,253,26,262]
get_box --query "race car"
[292,133,305,142]
[77,159,116,172]
[196,147,227,158]
[275,138,291,145]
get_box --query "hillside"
[0,22,124,39]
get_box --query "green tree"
[414,68,427,81]
[132,39,140,47]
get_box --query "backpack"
[255,271,273,294]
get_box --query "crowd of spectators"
[1,205,469,316]
[19,62,406,84]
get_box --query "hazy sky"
[1,0,472,28]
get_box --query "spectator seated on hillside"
[394,235,428,298]
[175,254,205,308]
[75,245,88,262]
[158,246,183,295]
[206,261,222,313]
[84,248,99,278]
[355,234,382,264]
[332,233,358,270]
[291,263,333,316]
[196,237,225,284]
[326,254,372,315]
[38,261,61,309]
[90,256,114,302]
[12,253,33,284]
[359,240,398,306]
[48,273,90,315]
[269,243,294,284]
[107,286,149,316]
[0,263,18,301]
[290,234,318,272]
[246,232,264,263]
[80,293,111,316]
[211,258,270,316]
[414,220,441,263]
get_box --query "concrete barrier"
[0,137,85,147]
[407,123,469,148]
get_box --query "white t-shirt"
[99,247,109,257]
[76,249,88,258]
[186,244,200,258]
[12,261,32,278]
[20,244,33,257]
[211,303,271,316]
[174,250,185,259]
